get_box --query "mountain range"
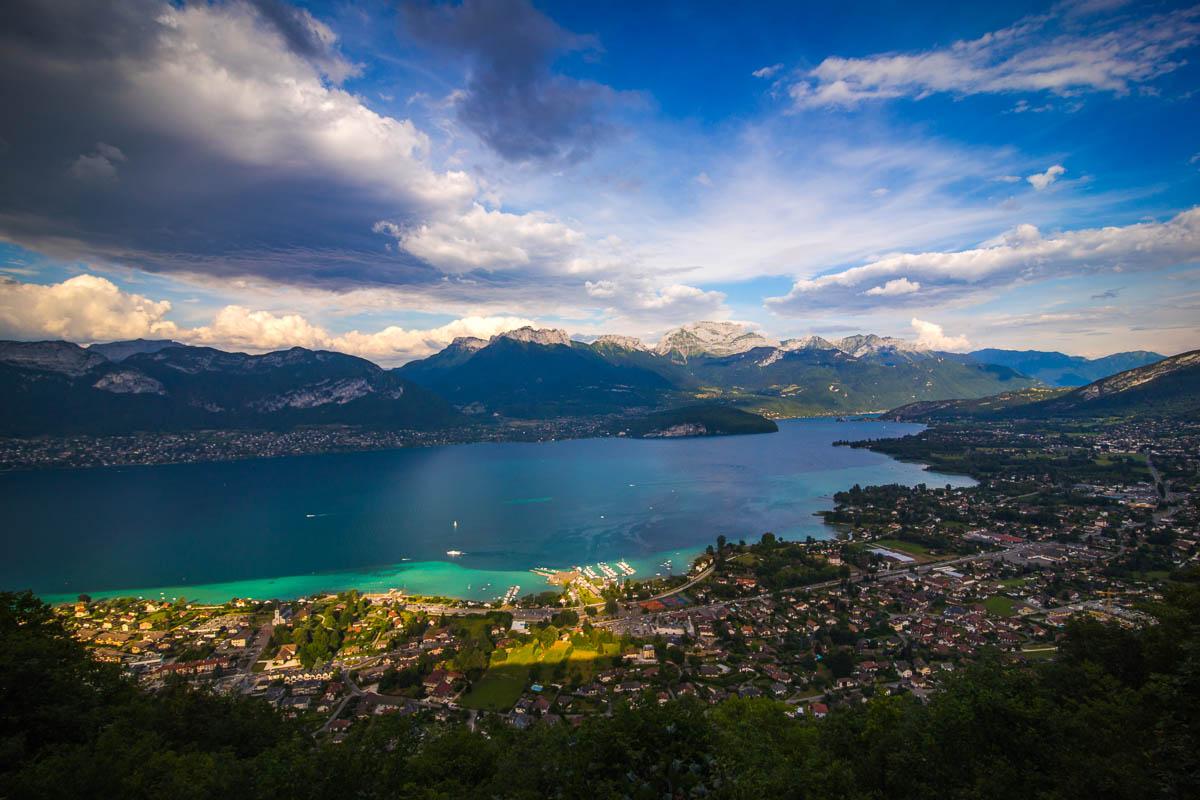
[964,348,1164,387]
[0,340,459,436]
[0,322,1184,437]
[886,349,1200,422]
[397,323,1038,418]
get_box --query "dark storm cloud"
[0,0,161,60]
[402,0,617,164]
[0,0,461,292]
[247,0,330,60]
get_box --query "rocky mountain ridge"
[0,340,459,436]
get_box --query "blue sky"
[0,0,1197,362]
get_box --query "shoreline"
[15,419,970,607]
[0,410,891,474]
[40,545,715,607]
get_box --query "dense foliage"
[3,586,1198,799]
[621,404,778,437]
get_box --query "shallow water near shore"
[0,419,972,604]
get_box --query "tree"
[825,648,855,679]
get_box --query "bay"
[0,419,972,604]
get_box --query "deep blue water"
[0,419,972,602]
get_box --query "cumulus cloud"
[0,0,475,290]
[402,0,620,164]
[1027,164,1066,190]
[245,0,359,82]
[864,277,920,296]
[134,2,473,207]
[766,207,1200,312]
[0,274,535,365]
[0,274,179,341]
[785,5,1200,108]
[378,203,584,274]
[752,63,783,79]
[911,317,971,351]
[189,306,537,364]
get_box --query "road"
[1145,451,1178,522]
[235,621,273,692]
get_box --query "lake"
[0,419,973,604]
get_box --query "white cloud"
[380,203,584,273]
[766,207,1200,312]
[129,2,475,210]
[785,5,1200,109]
[579,277,727,322]
[0,274,179,341]
[189,306,536,364]
[994,174,1022,183]
[632,283,725,312]
[752,64,783,79]
[1027,164,1066,190]
[694,171,713,187]
[584,280,617,298]
[911,317,971,351]
[864,277,920,296]
[0,274,535,365]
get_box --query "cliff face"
[492,327,573,347]
[654,321,778,358]
[593,335,647,351]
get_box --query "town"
[0,418,619,472]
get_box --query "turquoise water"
[0,419,972,604]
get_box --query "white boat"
[446,550,465,557]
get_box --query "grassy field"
[1021,645,1058,661]
[983,595,1016,617]
[458,640,619,711]
[459,665,528,711]
[999,577,1031,589]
